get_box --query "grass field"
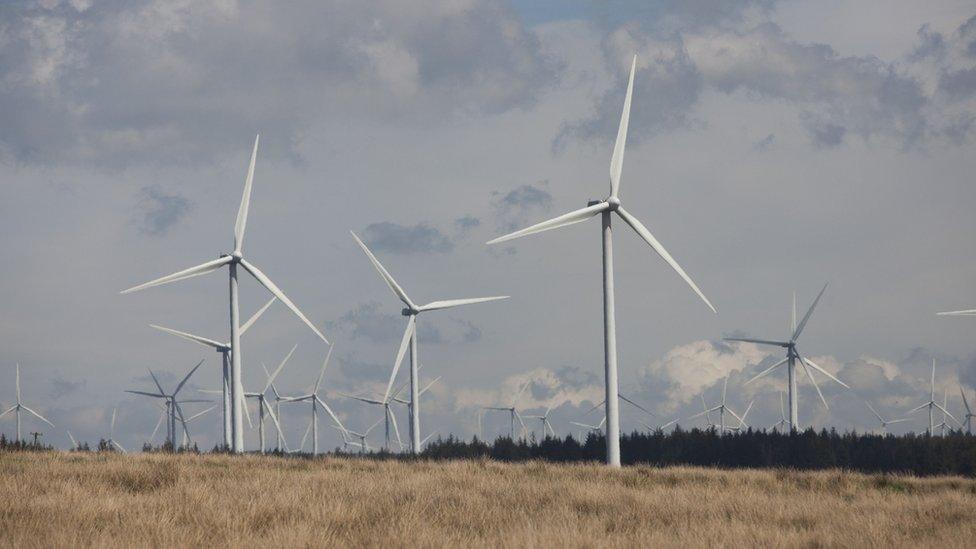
[2,452,976,547]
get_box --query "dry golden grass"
[2,452,975,547]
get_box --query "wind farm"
[3,2,976,546]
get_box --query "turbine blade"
[865,402,884,423]
[234,134,259,254]
[487,203,608,245]
[21,405,54,427]
[112,440,127,454]
[264,344,297,394]
[418,296,509,313]
[792,283,828,341]
[186,405,217,423]
[908,402,931,414]
[365,417,384,436]
[619,394,655,417]
[933,403,959,424]
[960,386,972,414]
[0,405,15,419]
[350,231,415,308]
[120,256,232,294]
[125,390,166,398]
[315,395,346,433]
[739,400,754,426]
[383,317,416,402]
[799,355,849,388]
[239,258,328,344]
[263,400,287,447]
[513,381,530,407]
[148,369,167,396]
[937,309,976,316]
[15,364,21,404]
[799,359,829,410]
[299,418,312,451]
[419,376,441,396]
[150,325,225,350]
[609,54,637,199]
[389,407,403,450]
[615,206,716,313]
[314,344,335,394]
[240,297,277,335]
[745,357,788,385]
[341,393,385,405]
[242,393,253,429]
[886,418,910,425]
[724,337,790,348]
[173,359,206,397]
[67,430,78,449]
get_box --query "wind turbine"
[281,345,345,455]
[351,231,507,454]
[524,406,556,438]
[725,286,848,431]
[105,407,126,453]
[909,360,958,435]
[340,381,409,452]
[148,297,275,448]
[486,56,715,467]
[262,363,292,452]
[570,417,606,440]
[0,364,54,443]
[688,375,746,433]
[727,400,754,433]
[126,360,208,449]
[960,386,975,435]
[179,405,217,448]
[864,401,909,434]
[770,392,790,431]
[244,346,295,453]
[121,135,328,454]
[66,430,80,451]
[585,393,657,429]
[346,418,384,453]
[933,389,962,436]
[484,382,529,439]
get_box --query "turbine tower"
[351,231,507,453]
[149,296,275,448]
[725,286,848,431]
[121,135,328,454]
[909,360,957,435]
[960,386,975,435]
[282,345,345,455]
[0,364,54,443]
[864,401,908,434]
[486,55,716,466]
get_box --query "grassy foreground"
[2,452,976,547]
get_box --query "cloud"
[491,182,553,232]
[134,185,192,236]
[752,132,775,151]
[328,301,443,344]
[49,376,85,399]
[454,215,481,233]
[360,222,454,255]
[0,0,557,166]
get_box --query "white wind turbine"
[351,231,508,453]
[104,407,126,453]
[282,345,345,455]
[725,286,848,431]
[121,135,328,454]
[524,406,556,438]
[585,393,656,429]
[179,405,218,448]
[149,297,275,448]
[770,392,790,431]
[341,374,430,452]
[727,400,754,433]
[125,360,207,449]
[244,346,295,453]
[933,389,961,437]
[0,364,54,443]
[864,401,909,434]
[262,363,292,452]
[570,417,606,440]
[66,430,81,451]
[688,375,746,434]
[346,418,384,453]
[909,360,958,435]
[487,55,716,467]
[961,386,975,435]
[484,382,530,439]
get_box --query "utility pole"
[30,432,42,446]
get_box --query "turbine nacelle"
[606,196,621,210]
[401,307,419,316]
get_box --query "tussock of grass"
[2,452,975,547]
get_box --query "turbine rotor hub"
[607,196,621,210]
[402,308,418,316]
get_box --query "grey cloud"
[802,117,846,148]
[752,133,775,151]
[453,318,483,344]
[49,377,85,399]
[454,215,481,232]
[361,221,454,255]
[939,68,976,100]
[335,353,389,383]
[135,185,192,236]
[328,302,443,344]
[491,182,553,232]
[0,0,556,166]
[909,24,946,61]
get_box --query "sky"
[2,0,976,451]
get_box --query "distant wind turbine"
[244,346,295,453]
[282,345,345,455]
[770,391,789,431]
[179,405,217,448]
[148,297,275,448]
[688,375,746,434]
[351,231,507,453]
[727,400,754,433]
[487,55,716,467]
[725,286,849,431]
[346,418,384,453]
[0,364,54,443]
[909,360,958,435]
[105,407,126,453]
[961,386,975,435]
[864,401,909,434]
[524,406,556,438]
[126,360,208,449]
[570,417,606,440]
[484,382,530,439]
[121,135,328,454]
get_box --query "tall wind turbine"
[0,364,54,442]
[864,401,908,434]
[725,286,848,431]
[909,360,957,435]
[244,346,295,453]
[688,375,747,434]
[484,382,529,439]
[125,360,208,449]
[121,135,328,454]
[960,386,975,435]
[149,297,275,448]
[486,55,715,466]
[340,377,411,451]
[351,231,507,453]
[282,345,345,455]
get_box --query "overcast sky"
[3,0,976,450]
